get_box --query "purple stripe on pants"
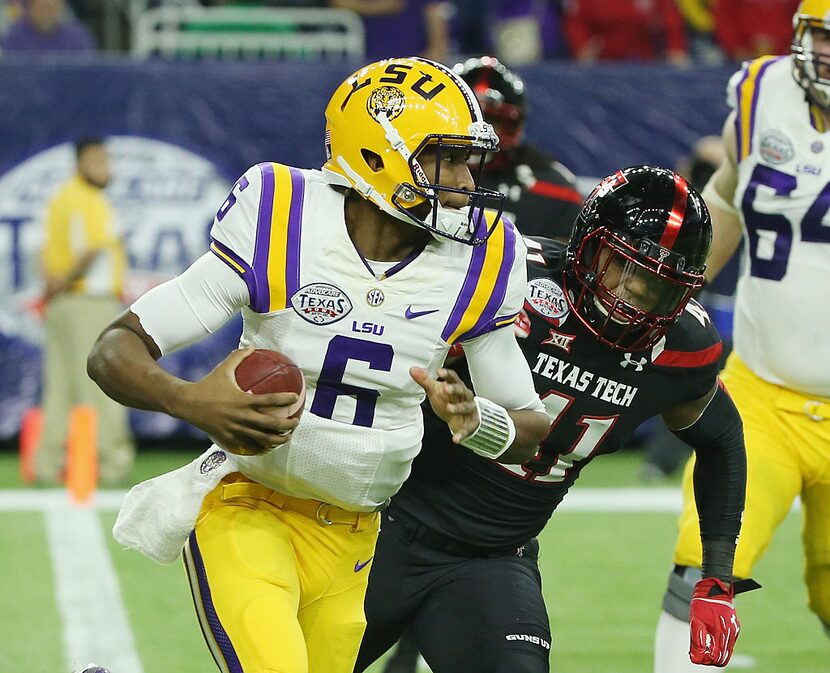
[187,530,244,673]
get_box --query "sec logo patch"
[525,278,569,325]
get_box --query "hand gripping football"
[234,349,306,420]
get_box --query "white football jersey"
[729,56,830,397]
[208,162,527,510]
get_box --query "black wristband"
[701,537,737,582]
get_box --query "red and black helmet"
[563,165,712,351]
[453,56,525,152]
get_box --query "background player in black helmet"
[454,55,583,242]
[356,166,755,673]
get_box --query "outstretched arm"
[412,326,548,464]
[662,381,750,667]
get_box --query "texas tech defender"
[355,166,753,673]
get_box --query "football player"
[654,2,830,670]
[454,56,583,242]
[87,57,550,673]
[355,166,750,673]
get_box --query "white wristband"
[460,396,516,460]
[701,178,738,215]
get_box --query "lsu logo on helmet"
[322,57,506,245]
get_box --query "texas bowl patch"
[525,278,569,325]
[291,283,353,325]
[759,129,794,165]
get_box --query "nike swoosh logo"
[354,557,373,572]
[405,306,439,320]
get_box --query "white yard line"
[3,486,797,673]
[43,498,144,673]
[0,487,801,513]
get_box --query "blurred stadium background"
[0,1,825,672]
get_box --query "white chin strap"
[431,203,475,241]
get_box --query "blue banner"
[0,58,736,440]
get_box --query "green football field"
[0,449,825,673]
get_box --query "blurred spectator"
[451,0,493,55]
[492,0,567,64]
[713,0,800,61]
[327,0,451,62]
[675,0,723,63]
[563,0,689,64]
[35,139,134,486]
[1,0,96,53]
[200,1,325,5]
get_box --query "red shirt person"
[713,0,801,61]
[564,0,689,63]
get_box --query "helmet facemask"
[390,130,506,245]
[568,228,706,351]
[792,16,830,109]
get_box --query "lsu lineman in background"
[654,2,830,670]
[87,57,549,673]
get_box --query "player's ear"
[361,149,384,172]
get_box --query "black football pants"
[354,505,552,673]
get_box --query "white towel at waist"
[113,448,237,564]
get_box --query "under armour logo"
[620,353,648,371]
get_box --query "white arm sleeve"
[463,326,544,412]
[131,252,249,356]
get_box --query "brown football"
[234,349,306,420]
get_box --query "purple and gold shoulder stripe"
[210,162,305,313]
[442,212,518,344]
[734,55,784,162]
[251,162,306,313]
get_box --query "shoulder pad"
[652,299,723,371]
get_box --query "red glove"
[689,577,740,667]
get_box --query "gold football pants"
[184,474,380,673]
[673,353,830,624]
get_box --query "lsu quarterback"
[87,58,549,673]
[654,2,830,670]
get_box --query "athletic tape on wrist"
[460,396,516,459]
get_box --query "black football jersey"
[393,238,723,549]
[479,145,583,241]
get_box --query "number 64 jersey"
[730,55,830,397]
[208,162,528,511]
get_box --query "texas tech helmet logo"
[580,169,629,218]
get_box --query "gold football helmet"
[793,0,830,108]
[323,57,506,245]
